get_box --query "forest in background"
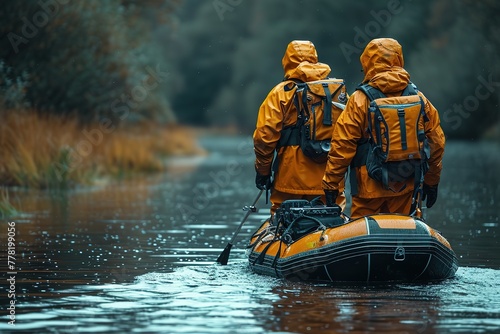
[0,0,499,192]
[0,0,180,123]
[1,0,499,138]
[164,0,500,139]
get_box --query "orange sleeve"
[420,92,445,186]
[323,91,367,191]
[253,85,286,176]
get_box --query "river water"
[1,135,499,334]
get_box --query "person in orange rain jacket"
[322,38,445,218]
[253,40,347,215]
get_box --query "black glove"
[255,173,271,190]
[422,183,438,208]
[324,189,339,207]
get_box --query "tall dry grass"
[0,187,17,218]
[0,110,204,189]
[0,111,78,187]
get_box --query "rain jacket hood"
[360,38,410,93]
[282,40,331,82]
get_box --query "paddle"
[216,189,264,265]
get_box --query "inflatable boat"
[247,200,458,283]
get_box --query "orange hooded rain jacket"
[254,40,339,195]
[322,38,445,199]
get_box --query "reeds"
[0,187,17,218]
[0,110,204,189]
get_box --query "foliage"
[1,0,498,141]
[0,187,18,218]
[162,0,500,139]
[0,60,29,109]
[0,0,179,123]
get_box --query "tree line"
[164,0,500,139]
[0,0,179,124]
[1,0,499,139]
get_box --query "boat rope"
[252,237,277,265]
[247,224,276,249]
[253,217,285,265]
[271,240,283,273]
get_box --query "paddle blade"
[216,243,233,265]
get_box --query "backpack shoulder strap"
[356,83,382,143]
[356,83,386,101]
[401,82,418,96]
[357,82,420,100]
[276,80,306,150]
[283,78,301,92]
[293,82,308,120]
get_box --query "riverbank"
[0,111,205,215]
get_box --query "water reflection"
[266,283,443,333]
[6,265,500,333]
[15,263,281,333]
[427,141,500,268]
[0,136,499,333]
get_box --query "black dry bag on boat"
[275,199,344,244]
